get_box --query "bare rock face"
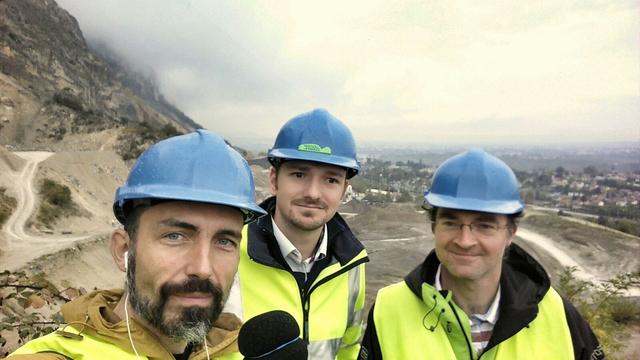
[0,0,200,151]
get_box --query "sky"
[56,0,639,147]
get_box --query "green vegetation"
[587,204,640,221]
[53,90,84,112]
[116,120,183,161]
[557,267,640,359]
[350,176,386,196]
[0,188,17,226]
[594,215,640,237]
[36,179,78,227]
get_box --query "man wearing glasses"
[359,149,603,360]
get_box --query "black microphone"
[238,310,308,360]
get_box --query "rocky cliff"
[0,0,199,151]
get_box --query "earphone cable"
[124,293,142,360]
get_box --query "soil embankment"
[0,150,126,271]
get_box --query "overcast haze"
[56,0,639,147]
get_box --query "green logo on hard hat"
[297,143,332,155]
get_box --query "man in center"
[225,109,369,359]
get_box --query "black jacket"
[244,196,370,348]
[359,244,604,360]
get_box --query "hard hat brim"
[114,185,267,225]
[268,148,359,174]
[425,192,524,215]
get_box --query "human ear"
[269,167,278,195]
[111,229,130,272]
[341,180,350,200]
[506,224,517,247]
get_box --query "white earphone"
[124,251,129,270]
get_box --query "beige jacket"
[9,289,241,360]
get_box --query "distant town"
[345,145,640,237]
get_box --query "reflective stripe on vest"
[9,327,241,360]
[9,326,145,359]
[373,282,574,360]
[238,227,366,359]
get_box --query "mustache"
[160,277,222,300]
[293,199,327,208]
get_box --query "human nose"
[303,177,321,199]
[458,224,474,232]
[454,224,476,248]
[185,239,214,280]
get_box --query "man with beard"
[224,109,369,359]
[10,130,266,360]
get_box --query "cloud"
[57,0,639,145]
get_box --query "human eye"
[290,171,305,179]
[438,220,458,229]
[216,238,239,251]
[163,232,186,243]
[475,222,498,230]
[327,177,342,185]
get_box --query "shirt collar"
[435,264,443,291]
[271,216,328,265]
[434,264,501,325]
[475,288,501,325]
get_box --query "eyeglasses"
[433,219,510,237]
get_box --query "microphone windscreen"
[238,310,307,360]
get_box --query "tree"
[535,173,552,187]
[557,267,640,358]
[596,215,608,226]
[523,190,535,204]
[584,165,599,177]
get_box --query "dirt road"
[517,227,597,282]
[4,152,53,242]
[1,152,94,271]
[517,227,639,296]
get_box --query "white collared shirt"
[435,265,501,355]
[272,217,327,273]
[222,219,328,321]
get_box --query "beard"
[125,251,225,343]
[288,212,326,231]
[284,199,331,231]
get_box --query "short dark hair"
[427,206,523,228]
[271,160,284,175]
[123,203,151,246]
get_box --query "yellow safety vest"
[9,325,239,360]
[238,227,367,360]
[373,282,574,360]
[10,326,146,360]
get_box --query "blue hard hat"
[268,109,360,178]
[113,129,267,225]
[424,148,524,214]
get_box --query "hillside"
[0,0,211,269]
[0,0,199,152]
[0,145,23,173]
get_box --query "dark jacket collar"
[403,243,551,348]
[246,196,366,268]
